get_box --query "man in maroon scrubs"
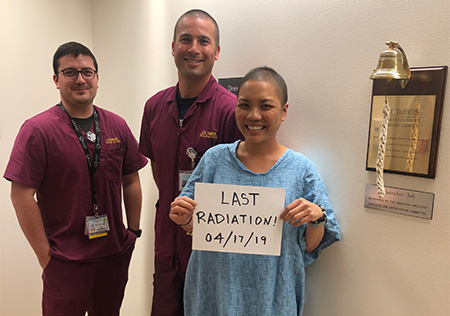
[4,41,147,316]
[139,9,242,316]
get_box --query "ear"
[281,103,289,122]
[53,74,60,89]
[172,41,175,57]
[215,45,221,61]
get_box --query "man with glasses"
[4,41,147,316]
[139,9,242,315]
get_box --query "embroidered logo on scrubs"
[199,131,217,139]
[106,137,121,144]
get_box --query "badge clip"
[186,147,197,170]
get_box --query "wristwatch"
[128,228,142,238]
[309,209,327,228]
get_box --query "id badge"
[179,170,193,192]
[85,214,110,239]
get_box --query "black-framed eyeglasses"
[58,68,97,80]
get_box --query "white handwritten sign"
[193,182,285,256]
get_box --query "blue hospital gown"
[180,140,340,316]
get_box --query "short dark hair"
[53,41,98,75]
[238,67,288,105]
[173,9,220,48]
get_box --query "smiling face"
[235,79,288,147]
[172,15,220,83]
[53,54,98,117]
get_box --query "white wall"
[1,0,449,315]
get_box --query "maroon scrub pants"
[42,246,134,316]
[151,257,186,316]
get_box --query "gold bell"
[370,41,411,89]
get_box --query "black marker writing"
[221,191,260,206]
[196,211,278,226]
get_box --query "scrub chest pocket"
[101,144,124,183]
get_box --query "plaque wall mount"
[366,66,448,178]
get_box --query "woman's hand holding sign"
[280,198,326,252]
[280,198,323,227]
[170,196,197,232]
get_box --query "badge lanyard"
[58,102,101,215]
